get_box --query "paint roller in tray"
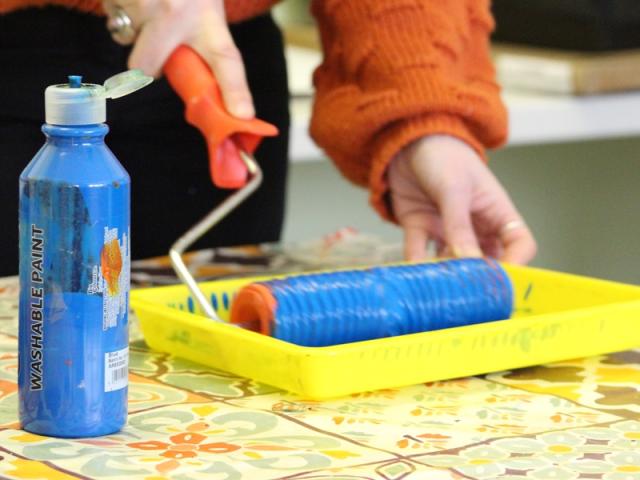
[164,47,514,346]
[230,258,513,346]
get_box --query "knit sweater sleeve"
[309,0,508,222]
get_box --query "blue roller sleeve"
[262,259,513,347]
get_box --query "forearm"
[310,0,508,220]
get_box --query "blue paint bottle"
[18,71,152,437]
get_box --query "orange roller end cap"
[230,284,276,336]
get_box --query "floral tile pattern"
[0,252,638,479]
[413,420,640,479]
[0,401,395,479]
[487,352,640,419]
[227,378,619,455]
[275,458,464,479]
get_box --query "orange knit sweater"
[311,0,508,220]
[1,0,507,221]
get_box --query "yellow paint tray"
[130,264,640,399]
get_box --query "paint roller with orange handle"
[163,45,278,321]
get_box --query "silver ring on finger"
[107,7,137,45]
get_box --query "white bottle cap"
[45,70,153,126]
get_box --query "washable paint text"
[30,224,44,391]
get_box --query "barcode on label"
[112,366,127,382]
[105,347,128,392]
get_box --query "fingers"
[481,190,537,264]
[122,0,255,118]
[390,149,482,261]
[103,0,137,46]
[128,15,181,77]
[481,179,537,264]
[478,235,502,260]
[403,137,484,259]
[402,223,430,262]
[189,15,255,118]
[395,208,442,262]
[438,186,483,258]
[389,134,537,264]
[499,220,537,264]
[104,0,148,45]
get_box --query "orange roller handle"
[163,45,278,189]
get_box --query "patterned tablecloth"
[0,241,639,480]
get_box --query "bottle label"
[104,346,128,392]
[87,227,130,331]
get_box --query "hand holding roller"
[164,45,278,189]
[163,46,278,321]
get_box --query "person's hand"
[103,0,254,119]
[388,134,537,264]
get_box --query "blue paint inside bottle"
[18,123,131,437]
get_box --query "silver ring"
[107,7,137,45]
[500,220,526,236]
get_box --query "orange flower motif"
[128,433,241,474]
[101,238,122,295]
